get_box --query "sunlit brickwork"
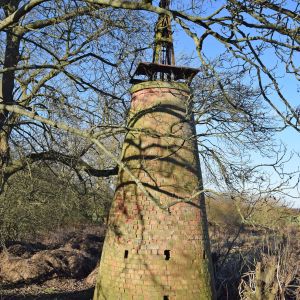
[94,81,215,300]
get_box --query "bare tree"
[1,3,299,297]
[0,0,153,191]
[0,0,298,203]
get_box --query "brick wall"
[94,81,215,300]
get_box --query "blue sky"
[168,11,300,207]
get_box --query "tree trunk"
[0,1,21,179]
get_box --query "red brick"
[94,82,215,300]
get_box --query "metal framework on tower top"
[130,0,199,84]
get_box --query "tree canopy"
[0,0,299,206]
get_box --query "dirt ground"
[0,224,299,300]
[0,225,105,300]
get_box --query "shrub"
[0,164,113,245]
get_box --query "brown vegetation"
[0,225,103,299]
[0,197,299,300]
[207,197,300,299]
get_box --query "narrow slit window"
[203,250,206,259]
[164,250,170,261]
[124,250,129,259]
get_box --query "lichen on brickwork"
[94,83,215,300]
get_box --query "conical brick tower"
[94,1,215,299]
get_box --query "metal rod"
[152,0,175,71]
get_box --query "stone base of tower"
[94,81,215,300]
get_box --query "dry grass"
[207,196,300,300]
[0,192,299,299]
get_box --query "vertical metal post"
[152,0,175,80]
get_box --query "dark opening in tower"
[164,250,170,260]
